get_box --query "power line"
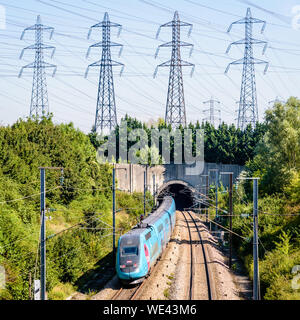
[154,11,194,128]
[19,15,57,118]
[85,12,124,134]
[203,97,221,127]
[0,186,62,205]
[225,8,269,130]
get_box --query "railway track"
[111,282,144,300]
[112,211,214,300]
[181,211,194,300]
[112,240,168,300]
[112,253,167,300]
[181,211,213,300]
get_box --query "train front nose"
[119,260,139,273]
[117,239,141,280]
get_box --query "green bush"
[0,117,151,300]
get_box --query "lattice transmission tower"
[268,96,285,105]
[19,15,57,118]
[203,97,221,127]
[154,11,195,128]
[225,8,269,130]
[85,12,124,134]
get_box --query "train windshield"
[122,246,138,256]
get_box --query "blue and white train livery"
[116,196,176,285]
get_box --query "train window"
[122,247,138,256]
[145,232,152,241]
[158,224,163,232]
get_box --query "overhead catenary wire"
[0,210,111,251]
[193,212,248,241]
[1,213,115,270]
[0,186,62,205]
[27,232,116,275]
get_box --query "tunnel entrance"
[157,182,195,210]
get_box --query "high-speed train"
[116,196,176,284]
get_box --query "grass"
[85,289,97,300]
[232,263,237,271]
[163,274,174,299]
[167,273,174,280]
[48,282,75,300]
[163,288,170,299]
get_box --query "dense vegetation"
[214,97,300,300]
[90,103,300,300]
[1,97,299,300]
[89,115,266,166]
[0,117,152,300]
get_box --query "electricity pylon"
[19,15,57,118]
[85,12,124,134]
[203,97,221,127]
[268,96,285,105]
[154,11,195,129]
[225,8,269,130]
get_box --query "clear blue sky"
[0,0,300,132]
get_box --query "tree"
[247,97,300,195]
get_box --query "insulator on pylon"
[225,8,269,131]
[154,11,195,129]
[19,16,57,118]
[85,12,124,134]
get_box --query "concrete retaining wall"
[115,162,244,194]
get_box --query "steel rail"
[186,211,213,300]
[181,211,194,300]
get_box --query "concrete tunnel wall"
[115,162,244,195]
[114,162,244,210]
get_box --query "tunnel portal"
[157,181,195,210]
